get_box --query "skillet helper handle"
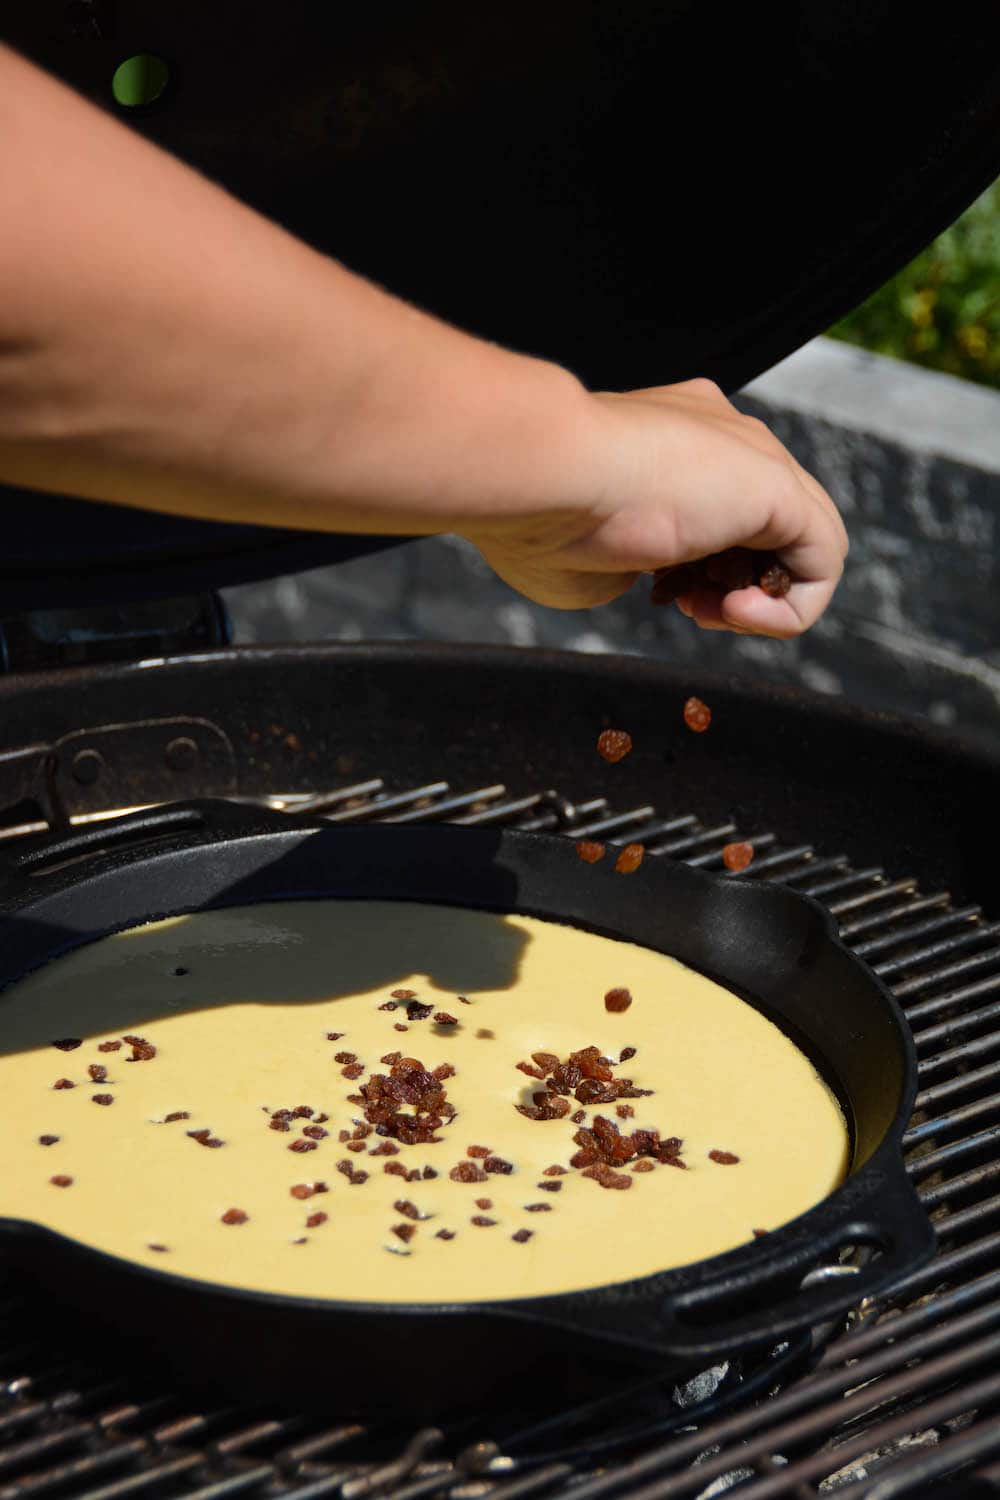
[661,1167,934,1358]
[0,799,294,899]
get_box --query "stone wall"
[224,337,1000,752]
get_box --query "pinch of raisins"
[52,1038,82,1052]
[164,1111,190,1123]
[391,989,416,1000]
[306,1211,328,1228]
[709,1149,741,1165]
[683,696,712,732]
[38,1134,59,1146]
[705,548,755,592]
[436,1228,456,1240]
[471,1215,497,1227]
[290,1138,318,1153]
[604,987,632,1013]
[334,1051,357,1064]
[92,1093,114,1106]
[650,563,695,606]
[722,841,754,873]
[98,1040,122,1053]
[485,1157,513,1175]
[221,1208,248,1224]
[757,561,792,598]
[633,1159,655,1173]
[537,1180,562,1193]
[467,1145,490,1158]
[597,729,632,764]
[511,1228,533,1243]
[433,1012,458,1026]
[576,840,606,865]
[524,1203,552,1213]
[615,843,644,875]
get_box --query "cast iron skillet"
[0,801,933,1410]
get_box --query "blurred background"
[225,180,1000,751]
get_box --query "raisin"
[91,1093,114,1106]
[383,1160,407,1176]
[433,1012,458,1026]
[306,1212,328,1228]
[633,1159,655,1173]
[302,1125,328,1140]
[391,989,416,1000]
[270,1117,291,1132]
[433,1063,456,1080]
[326,1032,344,1041]
[88,1064,107,1083]
[722,841,755,873]
[485,1156,514,1175]
[346,1140,366,1153]
[315,1113,329,1124]
[571,1109,586,1124]
[467,1145,490,1158]
[147,1243,168,1252]
[620,1047,637,1062]
[753,1228,769,1238]
[290,1138,318,1153]
[471,1215,497,1227]
[378,1002,397,1012]
[511,1229,534,1243]
[683,696,712,733]
[406,1001,433,1021]
[341,1063,364,1080]
[709,1149,741,1165]
[757,561,792,598]
[650,563,695,606]
[537,1180,562,1193]
[394,1199,421,1220]
[164,1111,190,1123]
[52,1039,82,1052]
[450,1161,488,1184]
[524,1203,552,1213]
[475,1197,493,1211]
[616,1104,635,1120]
[394,1023,409,1032]
[38,1134,59,1146]
[604,987,632,1013]
[532,1052,560,1073]
[381,1051,402,1065]
[582,1164,633,1190]
[334,1051,357,1064]
[221,1208,248,1224]
[126,1040,156,1062]
[290,1184,314,1199]
[50,1174,73,1187]
[98,1040,122,1053]
[436,1229,456,1240]
[615,843,645,875]
[348,1171,369,1185]
[576,840,606,864]
[597,729,633,764]
[370,1141,399,1156]
[423,1166,438,1179]
[660,1155,688,1170]
[542,1165,566,1177]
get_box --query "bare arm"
[0,46,846,634]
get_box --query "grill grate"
[2,775,1000,1499]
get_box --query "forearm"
[0,46,590,540]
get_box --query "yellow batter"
[0,901,849,1303]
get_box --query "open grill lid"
[5,0,1000,608]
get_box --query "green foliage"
[827,179,999,389]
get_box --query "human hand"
[468,377,847,638]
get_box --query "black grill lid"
[5,0,1000,608]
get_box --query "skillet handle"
[659,1167,934,1359]
[0,799,294,896]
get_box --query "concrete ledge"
[225,337,1000,751]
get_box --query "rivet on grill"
[165,737,199,772]
[70,748,105,786]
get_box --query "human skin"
[0,45,846,637]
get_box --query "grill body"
[0,643,998,1496]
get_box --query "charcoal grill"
[0,645,998,1497]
